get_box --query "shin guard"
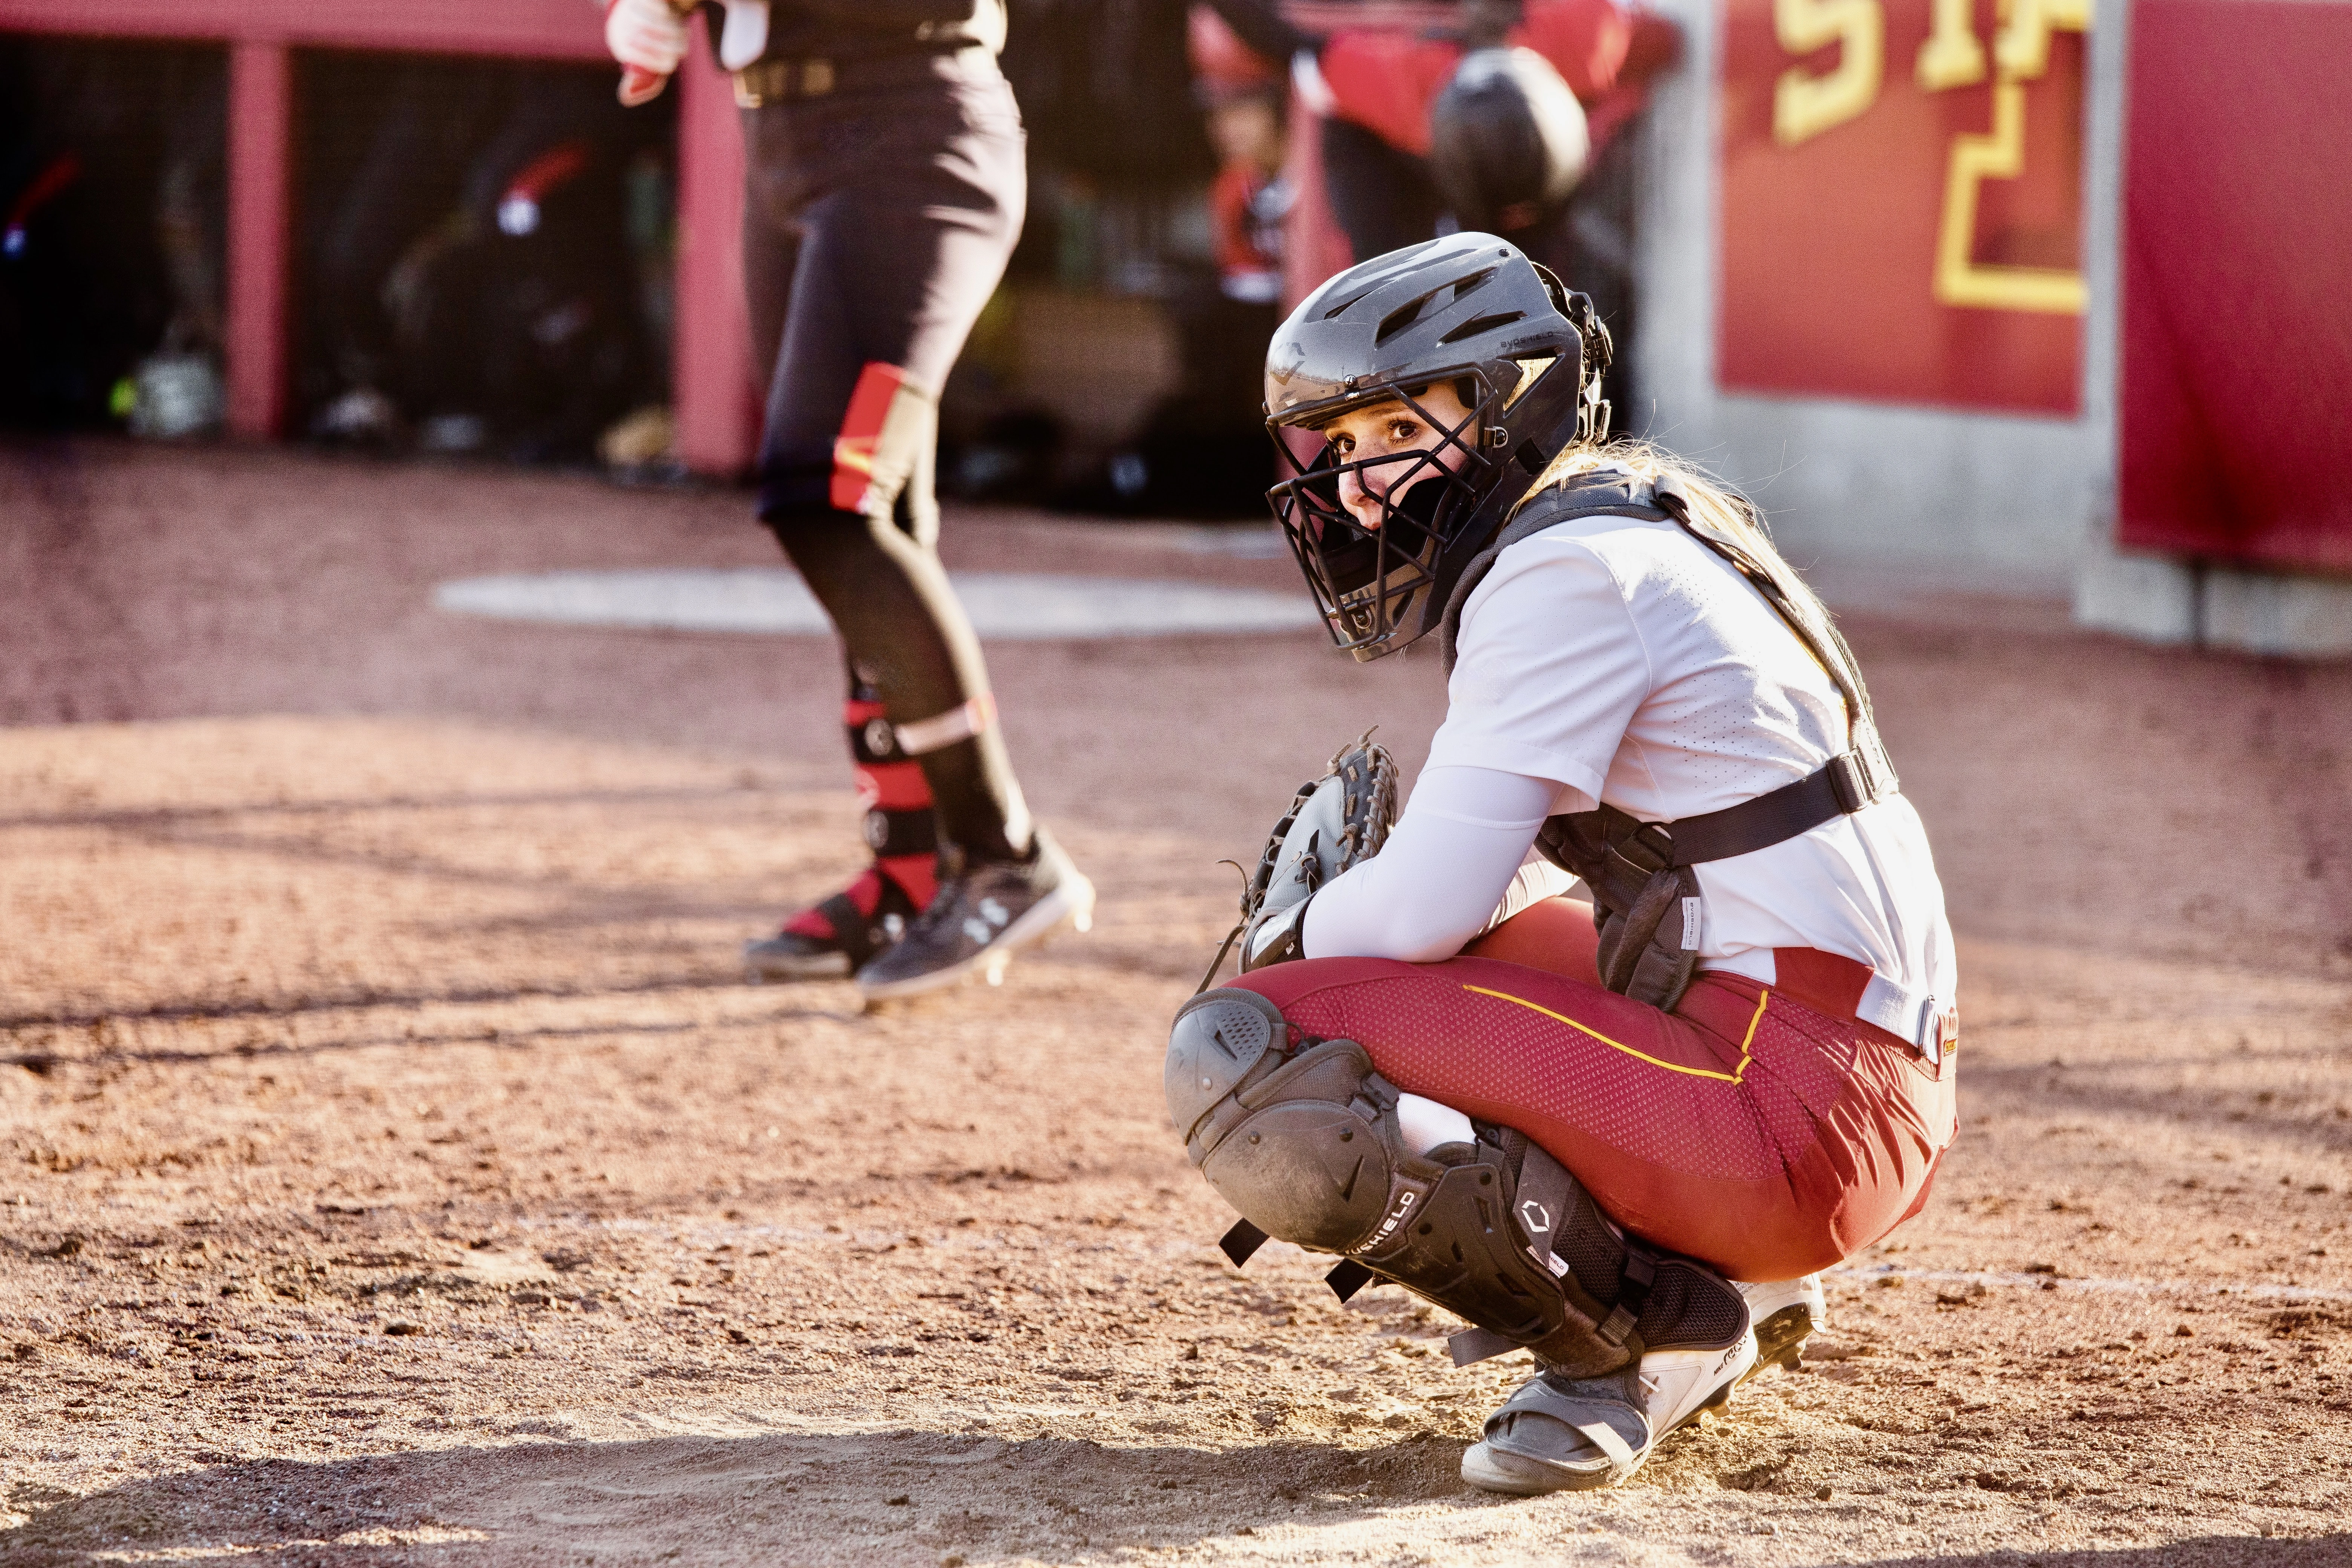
[845,670,938,907]
[1167,988,1749,1378]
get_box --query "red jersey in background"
[1213,162,1294,304]
[1315,0,1674,158]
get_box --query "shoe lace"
[902,873,972,941]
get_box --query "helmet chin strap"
[1411,356,1594,646]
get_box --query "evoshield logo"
[1362,1186,1420,1251]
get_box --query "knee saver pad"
[1166,988,1391,1251]
[1167,989,1746,1377]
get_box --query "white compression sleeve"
[1301,765,1563,963]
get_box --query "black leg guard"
[1166,988,1750,1378]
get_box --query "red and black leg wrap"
[782,866,922,969]
[845,678,940,910]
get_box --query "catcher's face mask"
[1269,373,1500,661]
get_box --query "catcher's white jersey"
[1317,499,1957,1033]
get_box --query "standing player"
[1297,0,1674,415]
[1303,0,1635,259]
[1168,236,1957,1491]
[603,0,1092,1000]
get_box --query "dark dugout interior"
[2,14,1269,503]
[291,52,677,465]
[0,36,227,433]
[943,0,1280,518]
[0,37,676,466]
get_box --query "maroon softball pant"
[1227,898,1957,1282]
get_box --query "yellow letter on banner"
[1916,0,1988,90]
[1773,0,1884,146]
[1996,0,2093,78]
[1929,0,2092,312]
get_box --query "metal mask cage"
[1265,371,1504,659]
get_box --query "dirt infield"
[2,438,2348,1567]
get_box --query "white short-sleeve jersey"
[1423,498,1957,1031]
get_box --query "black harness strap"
[1325,1258,1377,1303]
[1594,1247,1654,1346]
[1646,750,1877,867]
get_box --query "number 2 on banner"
[1773,0,1883,146]
[1931,0,2092,312]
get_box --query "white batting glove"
[605,0,691,106]
[718,0,770,70]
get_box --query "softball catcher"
[1170,235,1958,1493]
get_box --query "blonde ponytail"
[1522,438,1837,638]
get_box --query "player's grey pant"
[741,53,1028,862]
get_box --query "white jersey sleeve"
[1302,498,1958,1021]
[1301,766,1559,962]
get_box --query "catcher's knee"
[1164,988,1748,1377]
[1165,988,1393,1251]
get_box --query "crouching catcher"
[1165,236,1958,1494]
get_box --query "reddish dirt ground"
[1,437,2348,1568]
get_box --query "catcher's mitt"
[1196,731,1400,992]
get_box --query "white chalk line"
[1828,1263,2352,1304]
[432,569,1322,639]
[459,1214,2352,1307]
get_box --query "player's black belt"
[733,45,992,107]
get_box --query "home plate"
[432,569,1324,639]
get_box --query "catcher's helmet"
[1263,232,1609,660]
[1429,48,1590,237]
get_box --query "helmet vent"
[1504,355,1559,406]
[1438,310,1524,346]
[1375,288,1446,345]
[1449,267,1498,301]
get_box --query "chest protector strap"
[1438,472,1900,1012]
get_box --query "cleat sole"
[1737,1303,1818,1386]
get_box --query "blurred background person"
[1093,5,1297,514]
[1298,0,1679,416]
[961,0,1300,514]
[305,58,669,462]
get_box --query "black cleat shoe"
[744,867,921,983]
[854,829,1094,1003]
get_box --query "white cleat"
[1462,1331,1759,1494]
[1735,1273,1828,1381]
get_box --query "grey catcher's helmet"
[1263,232,1611,660]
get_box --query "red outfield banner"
[2117,0,2352,574]
[1717,0,2087,413]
